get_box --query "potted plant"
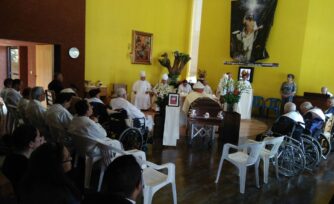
[158,51,191,87]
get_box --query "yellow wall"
[198,0,310,98]
[85,0,192,94]
[299,0,334,94]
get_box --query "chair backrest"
[112,83,127,97]
[265,98,281,109]
[253,96,264,108]
[324,115,334,133]
[97,141,126,167]
[190,97,222,116]
[45,90,55,106]
[263,136,284,156]
[246,142,265,165]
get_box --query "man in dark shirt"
[2,125,45,194]
[48,72,64,95]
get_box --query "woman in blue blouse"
[281,74,297,108]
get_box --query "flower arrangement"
[158,51,191,87]
[222,81,250,104]
[154,83,176,112]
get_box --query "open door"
[36,45,54,90]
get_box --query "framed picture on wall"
[168,93,180,107]
[238,67,254,83]
[131,30,153,64]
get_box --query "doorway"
[0,39,54,90]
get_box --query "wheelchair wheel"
[119,128,143,151]
[301,135,320,171]
[319,134,331,159]
[277,142,305,177]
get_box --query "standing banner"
[230,0,277,63]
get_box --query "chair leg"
[239,166,247,194]
[275,155,280,180]
[255,159,260,188]
[84,157,93,189]
[263,157,269,184]
[97,165,106,192]
[215,157,224,183]
[172,182,177,204]
[143,187,152,204]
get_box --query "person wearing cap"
[217,72,234,103]
[131,71,152,110]
[178,80,192,95]
[26,86,50,138]
[236,71,253,119]
[182,81,214,114]
[203,80,213,95]
[151,74,174,111]
[61,88,81,114]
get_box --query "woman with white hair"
[25,86,49,139]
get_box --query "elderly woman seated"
[110,88,153,131]
[271,102,305,140]
[300,101,326,139]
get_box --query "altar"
[236,89,253,119]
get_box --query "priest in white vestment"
[236,72,253,119]
[131,71,152,110]
[182,82,214,114]
[178,80,192,95]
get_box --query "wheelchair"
[102,109,149,151]
[260,116,321,176]
[304,116,332,160]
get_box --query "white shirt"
[131,80,151,110]
[45,104,73,130]
[110,97,145,119]
[5,88,22,106]
[306,108,326,121]
[17,98,29,121]
[178,83,192,94]
[217,78,234,96]
[25,99,47,132]
[86,97,104,104]
[68,116,121,156]
[204,85,213,95]
[132,80,151,94]
[283,111,305,128]
[0,88,10,101]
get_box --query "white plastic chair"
[69,134,102,189]
[99,141,177,204]
[215,142,264,194]
[97,141,146,192]
[260,136,284,184]
[141,160,177,204]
